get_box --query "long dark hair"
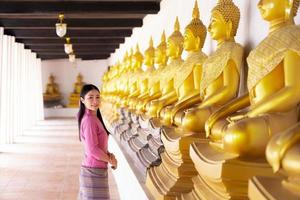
[77,84,109,141]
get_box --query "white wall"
[42,59,108,106]
[108,0,300,64]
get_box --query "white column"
[15,43,23,137]
[0,32,46,144]
[0,27,3,144]
[37,58,44,120]
[0,35,11,143]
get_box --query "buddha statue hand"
[226,114,248,123]
[205,93,250,138]
[266,122,300,173]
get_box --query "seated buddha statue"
[159,0,208,127]
[205,0,300,157]
[175,0,243,134]
[135,37,157,113]
[43,74,61,101]
[138,31,168,114]
[146,17,184,118]
[126,45,144,110]
[68,73,85,107]
[118,50,134,108]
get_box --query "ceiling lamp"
[64,37,73,54]
[56,14,67,38]
[69,53,76,62]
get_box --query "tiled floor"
[0,118,120,200]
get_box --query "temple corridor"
[0,118,120,200]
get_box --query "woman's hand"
[108,152,118,170]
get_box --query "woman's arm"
[83,120,111,163]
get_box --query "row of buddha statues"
[43,73,85,107]
[101,0,300,199]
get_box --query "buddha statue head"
[128,48,134,71]
[155,31,168,67]
[167,17,184,59]
[208,0,240,42]
[121,51,129,73]
[48,74,55,84]
[184,0,207,52]
[132,44,144,71]
[144,37,155,67]
[258,0,299,22]
[76,73,83,83]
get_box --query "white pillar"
[0,27,3,144]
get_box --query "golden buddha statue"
[118,50,134,108]
[68,73,85,107]
[43,74,61,101]
[146,17,184,118]
[188,0,300,199]
[126,45,144,110]
[206,0,300,157]
[175,0,243,134]
[135,37,157,113]
[159,0,208,127]
[139,31,168,116]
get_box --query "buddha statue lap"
[146,17,184,119]
[248,121,300,200]
[159,0,207,127]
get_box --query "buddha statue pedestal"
[189,141,276,199]
[114,108,131,140]
[145,126,206,200]
[43,96,62,108]
[248,176,300,200]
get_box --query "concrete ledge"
[44,108,78,118]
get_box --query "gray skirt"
[78,166,110,200]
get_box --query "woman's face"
[81,89,100,111]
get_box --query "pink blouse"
[80,109,108,169]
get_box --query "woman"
[77,84,117,200]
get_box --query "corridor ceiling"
[0,0,161,60]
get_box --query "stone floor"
[0,118,120,200]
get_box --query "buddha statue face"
[258,0,286,21]
[77,74,82,83]
[184,29,200,51]
[208,11,231,41]
[167,40,179,58]
[155,31,168,66]
[132,55,143,70]
[144,52,154,67]
[208,0,240,41]
[155,49,164,64]
[144,38,155,67]
[49,75,55,83]
[258,0,299,21]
